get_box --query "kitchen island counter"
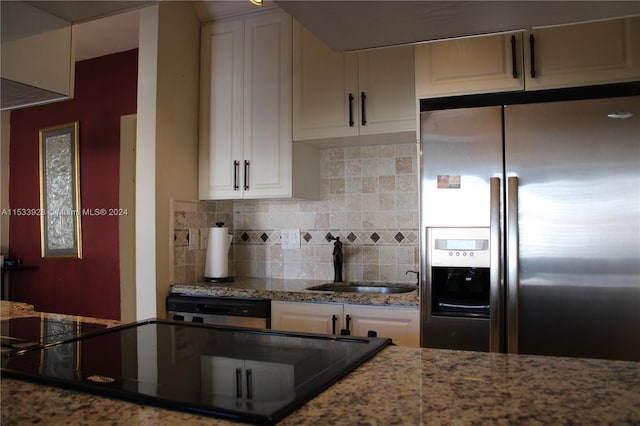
[170,277,419,307]
[2,303,640,425]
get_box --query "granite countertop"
[170,277,419,307]
[2,302,640,425]
[0,300,35,319]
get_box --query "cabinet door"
[358,45,416,135]
[524,17,640,91]
[199,19,244,199]
[243,11,293,198]
[415,33,525,98]
[345,305,420,347]
[271,301,343,335]
[292,21,358,141]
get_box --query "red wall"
[8,49,138,320]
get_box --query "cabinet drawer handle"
[360,92,367,126]
[331,314,338,334]
[345,314,351,331]
[243,160,250,191]
[246,369,253,400]
[233,160,240,191]
[529,34,536,78]
[235,368,243,398]
[348,93,354,127]
[510,35,518,79]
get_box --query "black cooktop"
[1,316,108,354]
[1,319,391,424]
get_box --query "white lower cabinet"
[271,300,420,347]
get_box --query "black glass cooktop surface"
[1,319,391,424]
[1,316,107,354]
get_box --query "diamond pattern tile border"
[232,229,418,246]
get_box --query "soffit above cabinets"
[24,1,155,23]
[274,1,640,52]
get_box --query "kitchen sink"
[306,282,416,294]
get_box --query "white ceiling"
[276,1,640,51]
[75,10,141,61]
[32,1,271,61]
[29,1,640,61]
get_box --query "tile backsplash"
[172,143,419,287]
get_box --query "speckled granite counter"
[170,277,419,307]
[3,346,640,425]
[2,302,640,425]
[0,300,35,319]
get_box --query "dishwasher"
[166,295,271,329]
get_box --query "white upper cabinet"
[358,46,418,136]
[199,10,319,200]
[416,16,640,98]
[292,21,416,144]
[524,17,640,91]
[415,32,525,98]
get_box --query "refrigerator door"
[504,96,640,361]
[420,106,504,350]
[420,106,503,228]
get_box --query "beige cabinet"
[415,32,525,98]
[292,21,416,144]
[416,17,640,98]
[271,300,343,335]
[271,300,420,347]
[199,10,319,200]
[524,17,640,91]
[345,304,420,348]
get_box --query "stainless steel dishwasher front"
[166,295,271,329]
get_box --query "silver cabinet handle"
[489,177,502,353]
[507,176,520,354]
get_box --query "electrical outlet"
[188,228,200,250]
[200,228,209,250]
[281,228,300,249]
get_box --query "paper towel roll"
[204,226,233,280]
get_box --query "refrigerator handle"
[489,177,502,353]
[506,176,520,354]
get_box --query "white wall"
[136,1,200,320]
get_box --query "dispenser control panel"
[429,227,490,267]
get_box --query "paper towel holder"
[203,222,235,284]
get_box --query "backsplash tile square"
[171,143,419,287]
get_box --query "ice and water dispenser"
[428,227,491,318]
[423,227,493,351]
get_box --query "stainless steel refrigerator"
[419,94,640,361]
